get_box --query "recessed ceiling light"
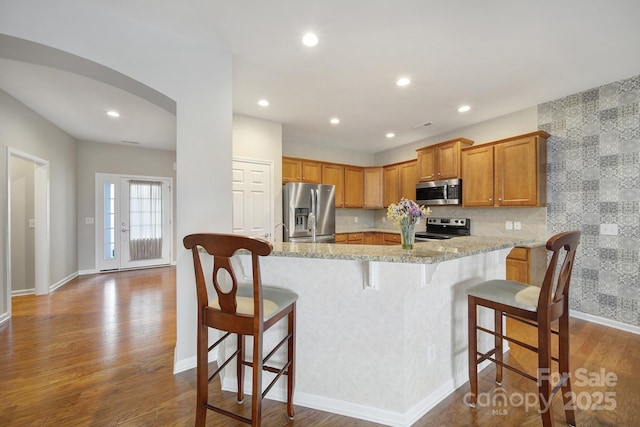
[396,77,411,87]
[330,117,340,125]
[302,32,319,47]
[457,105,471,113]
[258,99,270,107]
[386,132,395,138]
[106,110,120,117]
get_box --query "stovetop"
[415,217,471,240]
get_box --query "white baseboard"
[0,311,10,324]
[50,271,78,292]
[78,269,98,276]
[11,288,35,296]
[570,309,640,335]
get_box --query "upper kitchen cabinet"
[383,160,417,206]
[344,166,364,208]
[416,138,474,181]
[461,131,549,207]
[282,157,322,183]
[363,167,383,209]
[322,163,345,208]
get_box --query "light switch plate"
[514,221,522,230]
[505,220,513,230]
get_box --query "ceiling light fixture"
[386,132,395,138]
[302,32,319,47]
[396,77,411,87]
[106,110,120,117]
[330,117,340,125]
[258,99,270,107]
[457,105,471,113]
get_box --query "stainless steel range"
[415,217,471,241]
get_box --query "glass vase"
[400,222,415,251]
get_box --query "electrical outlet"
[28,219,35,228]
[382,217,386,223]
[514,221,522,230]
[85,217,95,224]
[354,216,358,223]
[505,220,513,230]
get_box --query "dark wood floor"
[1,267,638,426]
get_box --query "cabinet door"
[373,233,385,245]
[302,161,322,183]
[506,247,530,283]
[363,167,383,209]
[437,142,460,179]
[417,148,437,181]
[344,166,364,208]
[347,232,364,244]
[495,137,538,206]
[399,161,417,201]
[322,163,345,208]
[282,158,302,182]
[363,232,375,245]
[335,233,348,244]
[383,165,399,207]
[461,145,494,207]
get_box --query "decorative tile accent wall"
[538,74,640,327]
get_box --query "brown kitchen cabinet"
[322,163,345,207]
[506,245,547,286]
[282,157,322,183]
[363,167,383,209]
[383,233,401,245]
[335,232,364,244]
[344,166,364,208]
[416,138,473,181]
[461,131,548,207]
[383,160,417,206]
[363,232,385,245]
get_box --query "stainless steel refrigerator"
[282,182,336,243]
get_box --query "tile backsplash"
[539,74,640,327]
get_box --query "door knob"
[122,228,129,232]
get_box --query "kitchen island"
[224,236,535,427]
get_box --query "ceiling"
[2,0,640,153]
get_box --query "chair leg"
[537,318,555,427]
[195,323,208,427]
[467,296,478,407]
[287,306,296,419]
[251,332,263,427]
[237,333,245,404]
[494,309,503,385]
[559,312,576,426]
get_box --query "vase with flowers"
[386,198,431,250]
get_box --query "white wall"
[0,0,233,368]
[76,140,177,272]
[232,114,283,240]
[0,90,78,312]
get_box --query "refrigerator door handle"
[309,189,317,242]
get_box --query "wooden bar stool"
[467,231,581,427]
[183,233,297,427]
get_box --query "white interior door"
[232,159,273,240]
[96,173,172,271]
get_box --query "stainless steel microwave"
[416,179,462,206]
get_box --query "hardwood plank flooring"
[1,267,638,426]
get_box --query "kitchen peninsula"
[224,236,534,427]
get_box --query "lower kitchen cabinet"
[506,245,547,286]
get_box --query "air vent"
[414,121,434,129]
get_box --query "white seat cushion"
[210,285,298,320]
[466,279,540,311]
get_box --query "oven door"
[416,180,447,205]
[416,179,462,206]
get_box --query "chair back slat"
[183,233,273,317]
[538,231,581,311]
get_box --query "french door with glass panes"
[96,173,172,271]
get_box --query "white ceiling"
[2,0,640,153]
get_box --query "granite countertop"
[270,235,535,264]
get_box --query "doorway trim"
[5,147,51,311]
